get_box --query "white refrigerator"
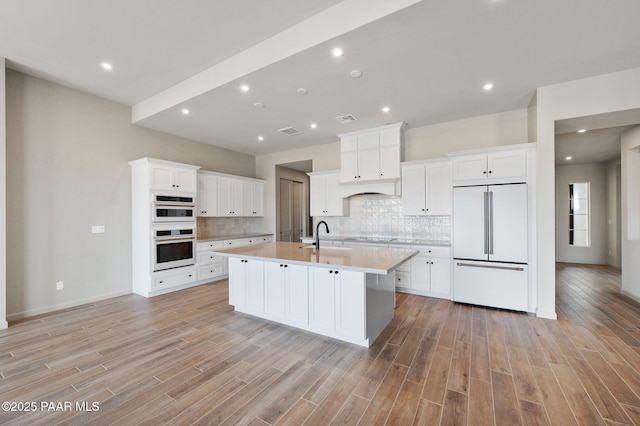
[452,183,530,311]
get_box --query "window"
[569,182,590,247]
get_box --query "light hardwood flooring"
[1,263,640,425]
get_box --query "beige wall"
[536,67,640,317]
[5,70,256,320]
[404,109,529,160]
[555,163,608,264]
[621,125,640,298]
[0,59,7,328]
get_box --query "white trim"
[536,310,558,320]
[445,142,537,157]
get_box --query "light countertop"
[213,241,418,275]
[300,235,451,247]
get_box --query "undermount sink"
[298,245,353,251]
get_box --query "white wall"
[555,163,607,264]
[536,67,640,318]
[0,59,7,329]
[606,159,622,268]
[621,125,640,299]
[5,70,256,320]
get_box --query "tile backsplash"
[197,217,262,238]
[314,194,450,242]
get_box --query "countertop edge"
[198,233,274,242]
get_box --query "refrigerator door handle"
[489,191,494,255]
[483,191,488,254]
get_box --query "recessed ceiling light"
[257,136,264,141]
[331,47,344,57]
[180,108,190,115]
[382,106,390,113]
[350,70,363,78]
[297,88,308,95]
[577,129,587,133]
[483,83,494,91]
[566,156,573,160]
[310,123,317,129]
[254,102,265,108]
[240,84,250,92]
[100,62,113,71]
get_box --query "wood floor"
[1,263,640,425]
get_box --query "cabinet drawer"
[255,235,273,244]
[197,240,224,251]
[395,260,411,274]
[198,263,225,281]
[153,267,195,290]
[395,271,411,288]
[224,237,255,248]
[197,252,223,265]
[412,246,450,258]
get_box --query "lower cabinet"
[152,267,196,292]
[393,245,451,299]
[196,241,226,282]
[308,266,365,341]
[265,262,308,326]
[228,258,265,314]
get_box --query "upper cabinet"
[197,171,265,217]
[308,171,349,217]
[450,146,529,184]
[339,123,403,186]
[402,160,452,216]
[143,159,199,193]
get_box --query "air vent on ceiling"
[277,126,303,136]
[335,114,358,124]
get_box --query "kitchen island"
[214,242,418,347]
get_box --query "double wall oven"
[152,193,196,271]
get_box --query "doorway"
[279,178,303,242]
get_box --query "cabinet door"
[357,131,379,150]
[285,264,309,326]
[335,270,365,340]
[402,165,427,215]
[452,154,487,181]
[252,182,265,216]
[245,259,264,313]
[341,135,358,152]
[197,174,218,216]
[173,167,197,192]
[309,175,326,216]
[265,263,286,320]
[241,181,263,216]
[379,145,400,179]
[430,257,451,295]
[410,256,430,291]
[341,151,359,182]
[379,126,400,147]
[308,267,336,333]
[228,258,246,307]
[357,148,380,181]
[426,161,452,215]
[487,150,526,179]
[149,164,174,191]
[324,174,345,216]
[217,177,242,216]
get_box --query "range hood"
[338,177,401,197]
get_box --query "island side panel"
[366,271,396,345]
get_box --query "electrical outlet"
[56,281,63,290]
[92,225,105,234]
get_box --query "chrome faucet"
[315,220,330,250]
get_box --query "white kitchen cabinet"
[402,160,452,216]
[217,176,243,216]
[196,240,225,282]
[392,245,451,299]
[228,258,264,313]
[197,172,218,216]
[152,266,196,291]
[308,171,348,216]
[451,148,526,182]
[149,161,198,193]
[242,180,264,216]
[265,262,308,325]
[308,266,365,340]
[339,123,403,183]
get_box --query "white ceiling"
[2,0,640,157]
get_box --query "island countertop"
[213,241,418,275]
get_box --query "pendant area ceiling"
[2,0,640,156]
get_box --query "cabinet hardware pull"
[284,265,288,268]
[456,262,524,271]
[329,270,333,274]
[335,271,339,274]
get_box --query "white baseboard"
[621,289,640,304]
[0,320,8,330]
[6,289,132,322]
[536,309,557,320]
